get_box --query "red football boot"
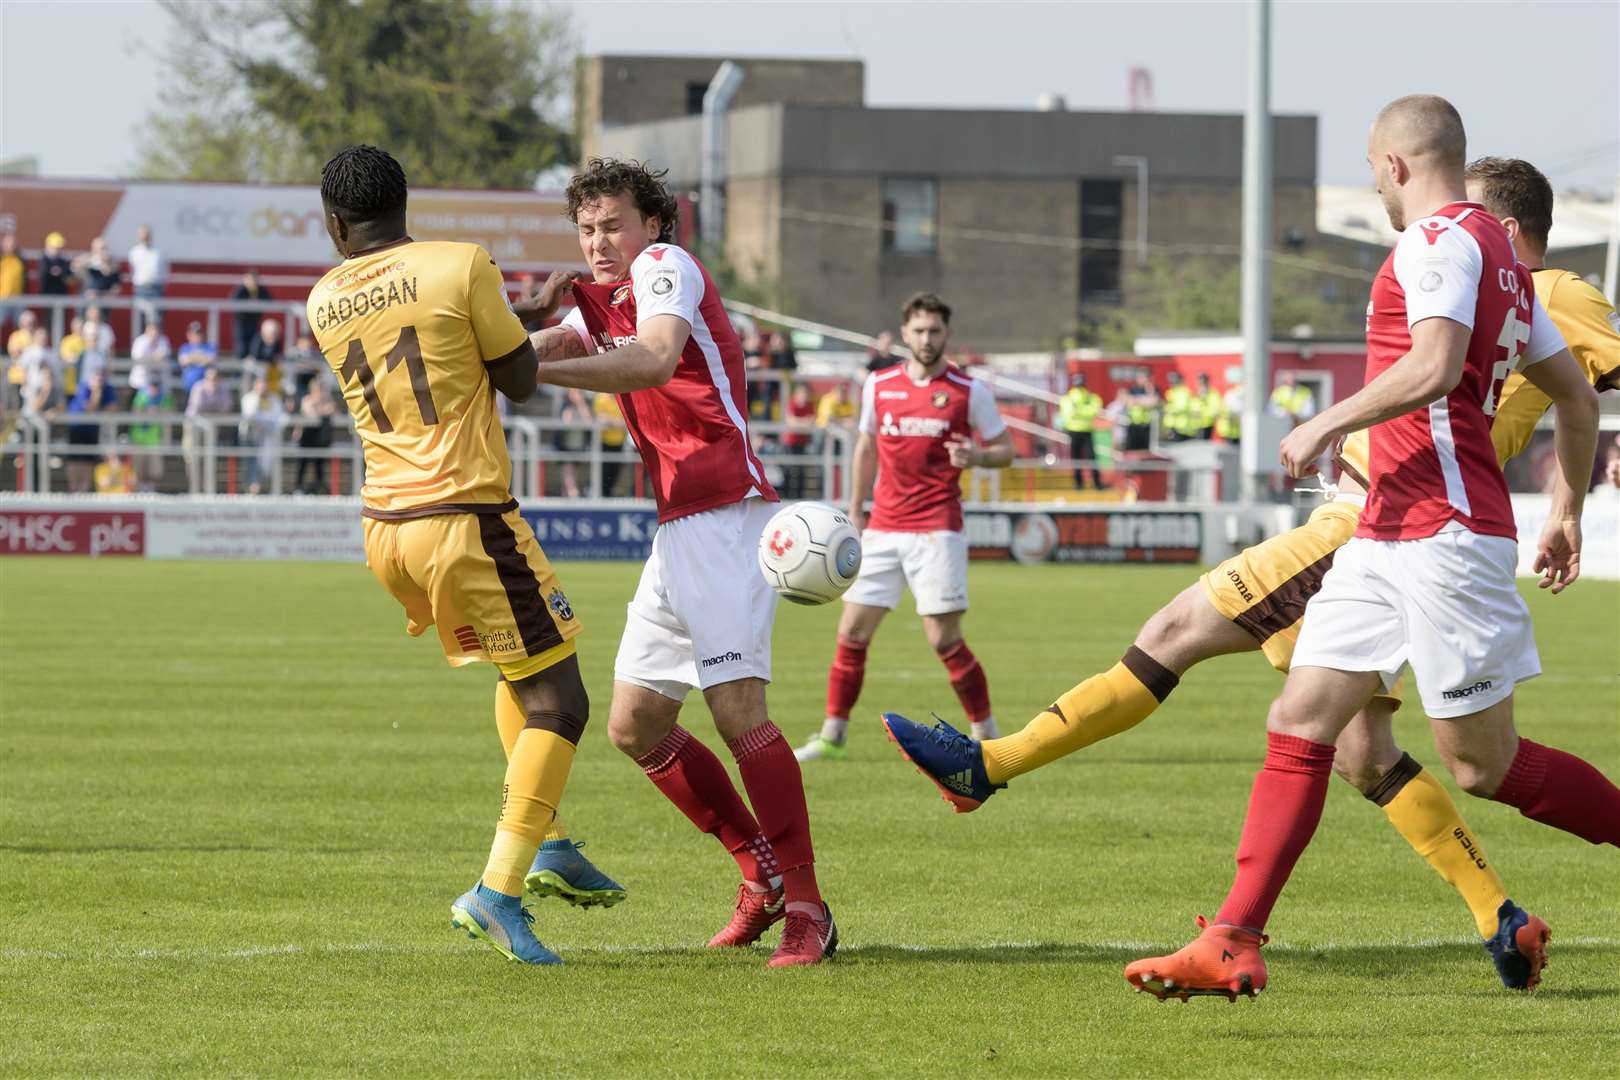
[768,904,838,968]
[1124,916,1268,1002]
[707,883,786,948]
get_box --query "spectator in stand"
[177,321,218,394]
[761,330,796,420]
[280,331,324,405]
[551,387,590,497]
[0,233,26,331]
[94,451,138,494]
[1119,368,1161,453]
[22,361,63,418]
[593,389,628,496]
[239,373,285,494]
[129,321,173,399]
[1216,381,1243,444]
[293,377,336,494]
[128,374,175,491]
[184,365,235,490]
[1268,370,1315,426]
[7,309,38,362]
[81,306,115,352]
[57,316,85,394]
[38,232,72,296]
[127,225,167,304]
[66,369,117,492]
[1193,372,1221,440]
[865,330,899,373]
[73,236,123,299]
[1161,370,1198,443]
[742,327,769,420]
[242,317,284,391]
[815,379,858,433]
[229,269,273,355]
[13,326,58,412]
[780,381,817,499]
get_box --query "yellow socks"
[495,681,572,845]
[981,646,1179,785]
[1368,754,1507,938]
[480,727,577,895]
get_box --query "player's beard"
[1379,184,1406,232]
[912,344,942,369]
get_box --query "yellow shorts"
[1201,501,1358,674]
[363,508,582,679]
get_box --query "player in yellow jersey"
[307,146,621,965]
[882,159,1613,992]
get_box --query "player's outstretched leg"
[800,603,887,761]
[882,713,1003,813]
[492,680,628,909]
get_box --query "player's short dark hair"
[566,158,679,243]
[900,292,951,326]
[320,145,408,223]
[1465,156,1554,251]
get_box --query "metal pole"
[1113,155,1149,265]
[1603,170,1618,305]
[1239,0,1272,503]
[700,61,746,256]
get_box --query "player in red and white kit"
[796,293,1013,762]
[1125,96,1618,1001]
[522,159,835,967]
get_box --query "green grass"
[2,558,1617,1078]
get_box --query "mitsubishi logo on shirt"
[881,411,952,438]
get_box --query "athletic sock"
[970,717,999,740]
[635,726,780,884]
[1214,732,1336,932]
[818,718,849,745]
[1367,753,1507,938]
[495,682,570,843]
[939,640,992,725]
[480,728,576,895]
[727,721,821,908]
[1491,738,1620,847]
[825,636,868,724]
[980,646,1178,785]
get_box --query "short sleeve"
[467,248,529,361]
[632,245,703,329]
[858,375,878,435]
[967,379,1008,439]
[1393,221,1482,329]
[1522,293,1568,366]
[559,306,596,354]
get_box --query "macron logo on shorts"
[701,650,744,668]
[1441,679,1493,701]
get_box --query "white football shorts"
[614,496,779,700]
[1291,525,1540,719]
[842,528,969,616]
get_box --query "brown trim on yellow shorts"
[477,513,565,656]
[362,498,520,521]
[1231,551,1335,645]
[1333,449,1370,491]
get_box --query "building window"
[1079,179,1123,303]
[882,177,937,254]
[686,82,708,115]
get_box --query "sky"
[2,0,1616,193]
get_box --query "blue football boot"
[1484,899,1550,990]
[450,883,562,965]
[881,712,1004,813]
[525,840,627,909]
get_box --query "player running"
[884,134,1619,993]
[1114,96,1617,1000]
[307,146,621,966]
[524,158,834,967]
[795,293,1013,762]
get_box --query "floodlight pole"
[1239,0,1272,503]
[1113,155,1149,266]
[700,61,745,256]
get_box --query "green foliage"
[132,0,576,188]
[4,559,1617,1076]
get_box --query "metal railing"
[8,293,308,353]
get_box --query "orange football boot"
[1124,916,1268,1002]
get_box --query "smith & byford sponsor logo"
[701,651,743,668]
[1441,680,1493,701]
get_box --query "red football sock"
[636,726,780,885]
[825,636,868,722]
[1214,732,1337,932]
[1491,738,1620,847]
[939,640,992,724]
[728,721,822,908]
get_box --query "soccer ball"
[758,501,863,606]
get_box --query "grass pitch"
[3,557,1617,1078]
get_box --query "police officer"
[1162,370,1198,443]
[1193,373,1222,440]
[1121,368,1160,453]
[1058,373,1104,489]
[1268,370,1314,427]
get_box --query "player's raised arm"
[467,249,541,402]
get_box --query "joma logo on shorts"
[1226,569,1254,603]
[1453,827,1488,870]
[701,651,743,668]
[1441,680,1493,700]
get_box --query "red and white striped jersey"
[859,363,1007,532]
[1359,202,1565,541]
[564,244,775,523]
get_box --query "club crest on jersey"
[931,390,950,409]
[650,271,675,296]
[548,587,574,622]
[1418,221,1448,246]
[611,284,632,306]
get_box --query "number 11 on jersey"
[341,325,439,433]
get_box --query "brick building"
[580,55,1322,351]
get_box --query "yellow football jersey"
[307,239,529,516]
[1491,268,1620,464]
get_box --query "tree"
[132,0,577,188]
